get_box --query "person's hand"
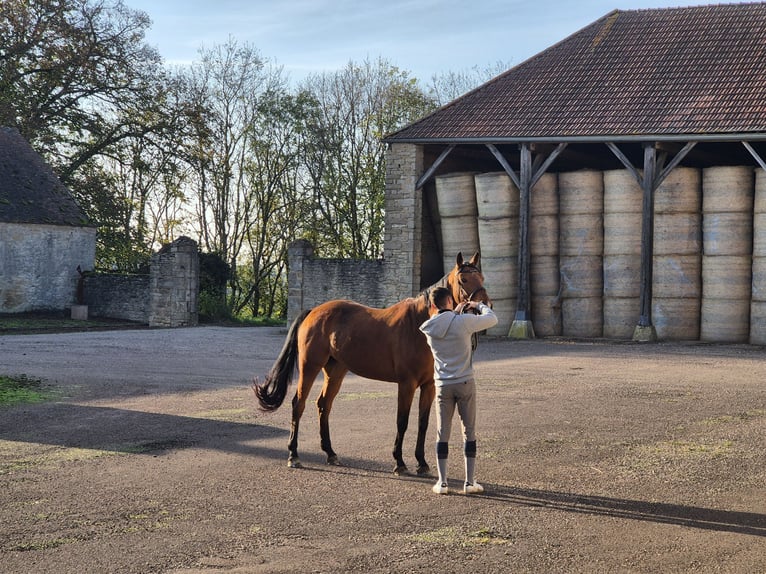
[457,301,480,314]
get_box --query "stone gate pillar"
[149,236,199,327]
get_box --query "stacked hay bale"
[602,170,642,338]
[700,166,754,342]
[529,173,561,336]
[558,170,604,337]
[474,172,519,336]
[652,167,703,340]
[751,169,766,345]
[435,173,480,274]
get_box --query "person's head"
[429,286,454,313]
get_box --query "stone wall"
[84,274,150,323]
[83,237,199,327]
[286,239,385,326]
[0,222,96,313]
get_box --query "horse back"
[298,298,432,384]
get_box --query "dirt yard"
[1,326,765,573]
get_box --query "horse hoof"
[287,458,303,469]
[327,455,342,466]
[393,465,409,476]
[416,465,431,476]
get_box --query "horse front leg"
[392,383,417,475]
[415,380,435,476]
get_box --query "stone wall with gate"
[84,237,199,327]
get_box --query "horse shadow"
[0,403,289,460]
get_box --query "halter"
[456,265,488,304]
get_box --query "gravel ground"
[1,327,765,573]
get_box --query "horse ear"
[468,251,481,269]
[455,252,464,267]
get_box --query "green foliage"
[198,251,231,321]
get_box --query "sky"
[128,0,746,82]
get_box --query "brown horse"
[254,252,490,475]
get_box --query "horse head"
[450,252,491,309]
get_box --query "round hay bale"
[474,172,519,219]
[702,255,752,300]
[559,170,603,215]
[753,212,766,258]
[477,216,518,259]
[485,297,515,337]
[750,300,766,345]
[481,256,517,301]
[603,169,642,214]
[702,166,754,213]
[603,297,640,339]
[752,257,766,302]
[653,213,701,256]
[603,254,641,298]
[435,172,478,217]
[756,168,766,214]
[532,295,562,337]
[562,297,603,338]
[560,255,603,298]
[702,212,753,256]
[530,255,560,297]
[603,211,642,256]
[700,298,751,343]
[530,214,559,257]
[560,213,603,256]
[653,255,701,299]
[530,173,558,216]
[652,298,700,341]
[655,167,701,214]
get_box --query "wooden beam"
[655,142,697,187]
[606,142,643,187]
[530,143,567,189]
[415,145,455,189]
[743,141,766,172]
[486,144,521,189]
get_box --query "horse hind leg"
[288,363,322,468]
[317,359,347,466]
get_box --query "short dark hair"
[429,286,452,309]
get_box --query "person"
[419,286,497,495]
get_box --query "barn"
[380,2,766,345]
[0,127,96,314]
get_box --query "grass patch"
[411,526,511,546]
[0,375,52,407]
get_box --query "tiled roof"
[387,3,766,142]
[0,127,90,226]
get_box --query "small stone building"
[0,127,96,313]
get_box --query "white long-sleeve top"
[419,303,497,387]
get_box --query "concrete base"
[71,305,89,320]
[632,324,657,342]
[508,320,536,340]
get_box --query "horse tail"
[254,309,311,412]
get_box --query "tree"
[300,58,435,259]
[427,61,511,106]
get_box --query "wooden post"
[509,143,536,339]
[633,143,658,341]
